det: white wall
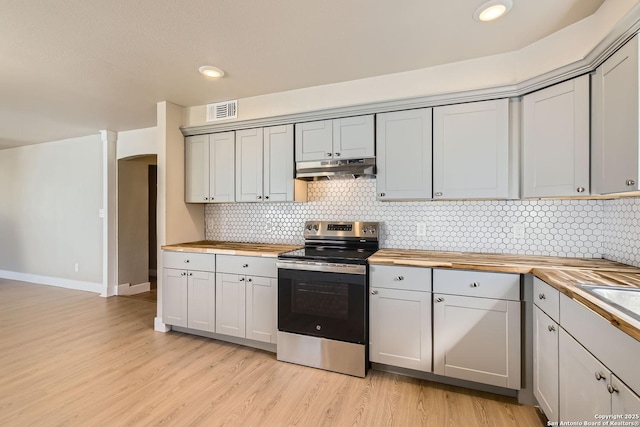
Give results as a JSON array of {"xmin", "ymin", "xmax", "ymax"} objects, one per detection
[
  {"xmin": 0, "ymin": 134, "xmax": 103, "ymax": 291},
  {"xmin": 183, "ymin": 0, "xmax": 639, "ymax": 128},
  {"xmin": 117, "ymin": 127, "xmax": 158, "ymax": 160}
]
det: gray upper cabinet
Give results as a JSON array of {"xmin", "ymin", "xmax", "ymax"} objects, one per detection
[
  {"xmin": 235, "ymin": 128, "xmax": 264, "ymax": 202},
  {"xmin": 376, "ymin": 108, "xmax": 433, "ymax": 200},
  {"xmin": 295, "ymin": 115, "xmax": 374, "ymax": 162},
  {"xmin": 185, "ymin": 132, "xmax": 235, "ymax": 203},
  {"xmin": 592, "ymin": 34, "xmax": 640, "ymax": 194},
  {"xmin": 523, "ymin": 75, "xmax": 590, "ymax": 198},
  {"xmin": 433, "ymin": 99, "xmax": 512, "ymax": 199},
  {"xmin": 236, "ymin": 124, "xmax": 305, "ymax": 203}
]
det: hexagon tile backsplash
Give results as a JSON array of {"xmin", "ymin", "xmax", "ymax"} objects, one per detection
[{"xmin": 204, "ymin": 179, "xmax": 640, "ymax": 266}]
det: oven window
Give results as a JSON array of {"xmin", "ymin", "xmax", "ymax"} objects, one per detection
[{"xmin": 292, "ymin": 281, "xmax": 349, "ymax": 320}]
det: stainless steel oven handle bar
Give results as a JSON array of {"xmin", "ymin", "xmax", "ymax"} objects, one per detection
[{"xmin": 276, "ymin": 260, "xmax": 366, "ymax": 275}]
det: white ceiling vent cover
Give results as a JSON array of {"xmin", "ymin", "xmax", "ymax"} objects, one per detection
[{"xmin": 206, "ymin": 100, "xmax": 238, "ymax": 122}]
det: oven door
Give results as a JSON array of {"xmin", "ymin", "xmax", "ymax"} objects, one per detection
[{"xmin": 277, "ymin": 261, "xmax": 366, "ymax": 344}]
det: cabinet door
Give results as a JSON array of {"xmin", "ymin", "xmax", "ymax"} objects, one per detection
[
  {"xmin": 332, "ymin": 115, "xmax": 374, "ymax": 159},
  {"xmin": 210, "ymin": 132, "xmax": 236, "ymax": 202},
  {"xmin": 263, "ymin": 125, "xmax": 294, "ymax": 202},
  {"xmin": 523, "ymin": 75, "xmax": 590, "ymax": 197},
  {"xmin": 162, "ymin": 268, "xmax": 188, "ymax": 327},
  {"xmin": 187, "ymin": 270, "xmax": 215, "ymax": 332},
  {"xmin": 295, "ymin": 120, "xmax": 333, "ymax": 161},
  {"xmin": 215, "ymin": 273, "xmax": 246, "ymax": 337},
  {"xmin": 376, "ymin": 109, "xmax": 433, "ymax": 200},
  {"xmin": 235, "ymin": 128, "xmax": 264, "ymax": 202},
  {"xmin": 559, "ymin": 328, "xmax": 611, "ymax": 422},
  {"xmin": 185, "ymin": 135, "xmax": 210, "ymax": 203},
  {"xmin": 433, "ymin": 99, "xmax": 510, "ymax": 199},
  {"xmin": 533, "ymin": 307, "xmax": 559, "ymax": 424},
  {"xmin": 245, "ymin": 276, "xmax": 277, "ymax": 344},
  {"xmin": 592, "ymin": 34, "xmax": 640, "ymax": 194},
  {"xmin": 369, "ymin": 287, "xmax": 431, "ymax": 372},
  {"xmin": 611, "ymin": 375, "xmax": 640, "ymax": 417},
  {"xmin": 433, "ymin": 293, "xmax": 520, "ymax": 389}
]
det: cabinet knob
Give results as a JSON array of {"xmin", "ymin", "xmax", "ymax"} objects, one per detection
[
  {"xmin": 607, "ymin": 384, "xmax": 619, "ymax": 394},
  {"xmin": 181, "ymin": 272, "xmax": 186, "ymax": 276},
  {"xmin": 189, "ymin": 272, "xmax": 193, "ymax": 276},
  {"xmin": 242, "ymin": 264, "xmax": 249, "ymax": 268},
  {"xmin": 394, "ymin": 276, "xmax": 404, "ymax": 281},
  {"xmin": 379, "ymin": 193, "xmax": 386, "ymax": 197},
  {"xmin": 576, "ymin": 187, "xmax": 585, "ymax": 193},
  {"xmin": 626, "ymin": 179, "xmax": 636, "ymax": 186},
  {"xmin": 326, "ymin": 153, "xmax": 333, "ymax": 157},
  {"xmin": 247, "ymin": 278, "xmax": 252, "ymax": 282},
  {"xmin": 335, "ymin": 152, "xmax": 341, "ymax": 157},
  {"xmin": 434, "ymin": 192, "xmax": 443, "ymax": 197},
  {"xmin": 371, "ymin": 290, "xmax": 378, "ymax": 295},
  {"xmin": 265, "ymin": 195, "xmax": 269, "ymax": 200},
  {"xmin": 211, "ymin": 197, "xmax": 214, "ymax": 201},
  {"xmin": 257, "ymin": 195, "xmax": 262, "ymax": 200},
  {"xmin": 548, "ymin": 324, "xmax": 556, "ymax": 332},
  {"xmin": 538, "ymin": 293, "xmax": 545, "ymax": 300},
  {"xmin": 184, "ymin": 259, "xmax": 190, "ymax": 263},
  {"xmin": 435, "ymin": 297, "xmax": 444, "ymax": 303},
  {"xmin": 204, "ymin": 197, "xmax": 209, "ymax": 201},
  {"xmin": 239, "ymin": 277, "xmax": 245, "ymax": 281},
  {"xmin": 470, "ymin": 282, "xmax": 479, "ymax": 288},
  {"xmin": 595, "ymin": 371, "xmax": 606, "ymax": 381}
]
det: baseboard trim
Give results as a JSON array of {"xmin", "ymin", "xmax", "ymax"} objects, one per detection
[
  {"xmin": 117, "ymin": 281, "xmax": 151, "ymax": 296},
  {"xmin": 0, "ymin": 270, "xmax": 103, "ymax": 294}
]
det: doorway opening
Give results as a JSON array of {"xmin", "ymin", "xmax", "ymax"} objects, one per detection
[{"xmin": 117, "ymin": 155, "xmax": 158, "ymax": 302}]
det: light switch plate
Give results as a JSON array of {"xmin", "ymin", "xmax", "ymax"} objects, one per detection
[
  {"xmin": 416, "ymin": 222, "xmax": 427, "ymax": 237},
  {"xmin": 512, "ymin": 223, "xmax": 525, "ymax": 239}
]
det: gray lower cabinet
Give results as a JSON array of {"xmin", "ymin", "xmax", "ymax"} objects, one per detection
[
  {"xmin": 432, "ymin": 269, "xmax": 521, "ymax": 389},
  {"xmin": 162, "ymin": 251, "xmax": 216, "ymax": 331},
  {"xmin": 375, "ymin": 108, "xmax": 433, "ymax": 200},
  {"xmin": 533, "ymin": 306, "xmax": 559, "ymax": 424},
  {"xmin": 369, "ymin": 265, "xmax": 432, "ymax": 371},
  {"xmin": 215, "ymin": 255, "xmax": 277, "ymax": 344}
]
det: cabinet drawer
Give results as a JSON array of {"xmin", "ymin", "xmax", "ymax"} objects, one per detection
[
  {"xmin": 370, "ymin": 265, "xmax": 431, "ymax": 292},
  {"xmin": 163, "ymin": 251, "xmax": 215, "ymax": 272},
  {"xmin": 216, "ymin": 255, "xmax": 277, "ymax": 277},
  {"xmin": 433, "ymin": 269, "xmax": 520, "ymax": 300},
  {"xmin": 533, "ymin": 277, "xmax": 560, "ymax": 323}
]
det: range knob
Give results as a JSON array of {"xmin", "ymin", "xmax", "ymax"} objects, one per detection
[
  {"xmin": 305, "ymin": 224, "xmax": 313, "ymax": 232},
  {"xmin": 312, "ymin": 224, "xmax": 319, "ymax": 231}
]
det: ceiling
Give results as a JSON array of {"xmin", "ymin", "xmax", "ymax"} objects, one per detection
[{"xmin": 0, "ymin": 0, "xmax": 606, "ymax": 149}]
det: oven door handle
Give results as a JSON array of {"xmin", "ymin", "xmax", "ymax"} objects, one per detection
[{"xmin": 276, "ymin": 260, "xmax": 366, "ymax": 275}]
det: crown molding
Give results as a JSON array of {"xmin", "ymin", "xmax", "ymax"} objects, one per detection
[{"xmin": 182, "ymin": 7, "xmax": 640, "ymax": 137}]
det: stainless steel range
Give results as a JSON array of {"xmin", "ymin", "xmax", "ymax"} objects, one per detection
[{"xmin": 276, "ymin": 221, "xmax": 379, "ymax": 377}]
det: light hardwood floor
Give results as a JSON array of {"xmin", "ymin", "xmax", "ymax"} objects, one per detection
[{"xmin": 0, "ymin": 278, "xmax": 545, "ymax": 427}]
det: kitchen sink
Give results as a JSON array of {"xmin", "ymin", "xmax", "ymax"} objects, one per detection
[{"xmin": 576, "ymin": 284, "xmax": 640, "ymax": 322}]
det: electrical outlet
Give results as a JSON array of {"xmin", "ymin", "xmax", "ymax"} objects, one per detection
[
  {"xmin": 265, "ymin": 221, "xmax": 272, "ymax": 232},
  {"xmin": 98, "ymin": 209, "xmax": 105, "ymax": 218},
  {"xmin": 416, "ymin": 222, "xmax": 427, "ymax": 237},
  {"xmin": 74, "ymin": 263, "xmax": 79, "ymax": 273},
  {"xmin": 207, "ymin": 218, "xmax": 214, "ymax": 230},
  {"xmin": 512, "ymin": 223, "xmax": 525, "ymax": 239}
]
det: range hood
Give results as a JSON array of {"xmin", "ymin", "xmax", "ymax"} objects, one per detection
[{"xmin": 296, "ymin": 157, "xmax": 376, "ymax": 180}]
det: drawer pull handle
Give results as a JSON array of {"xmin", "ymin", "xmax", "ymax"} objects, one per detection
[
  {"xmin": 242, "ymin": 264, "xmax": 249, "ymax": 268},
  {"xmin": 435, "ymin": 297, "xmax": 444, "ymax": 303},
  {"xmin": 394, "ymin": 276, "xmax": 404, "ymax": 281},
  {"xmin": 607, "ymin": 384, "xmax": 619, "ymax": 394},
  {"xmin": 434, "ymin": 192, "xmax": 443, "ymax": 197},
  {"xmin": 371, "ymin": 290, "xmax": 378, "ymax": 295},
  {"xmin": 595, "ymin": 371, "xmax": 606, "ymax": 381},
  {"xmin": 548, "ymin": 325, "xmax": 555, "ymax": 332},
  {"xmin": 470, "ymin": 282, "xmax": 479, "ymax": 288},
  {"xmin": 239, "ymin": 277, "xmax": 245, "ymax": 281},
  {"xmin": 538, "ymin": 293, "xmax": 545, "ymax": 300}
]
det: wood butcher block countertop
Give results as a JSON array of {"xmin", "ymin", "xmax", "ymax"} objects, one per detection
[
  {"xmin": 370, "ymin": 249, "xmax": 640, "ymax": 341},
  {"xmin": 161, "ymin": 241, "xmax": 301, "ymax": 257}
]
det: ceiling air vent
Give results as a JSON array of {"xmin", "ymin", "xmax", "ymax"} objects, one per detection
[{"xmin": 206, "ymin": 100, "xmax": 238, "ymax": 122}]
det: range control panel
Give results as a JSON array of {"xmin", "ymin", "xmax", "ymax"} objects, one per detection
[{"xmin": 303, "ymin": 221, "xmax": 379, "ymax": 239}]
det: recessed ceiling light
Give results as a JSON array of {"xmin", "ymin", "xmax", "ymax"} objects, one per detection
[
  {"xmin": 199, "ymin": 66, "xmax": 225, "ymax": 79},
  {"xmin": 473, "ymin": 0, "xmax": 512, "ymax": 22}
]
